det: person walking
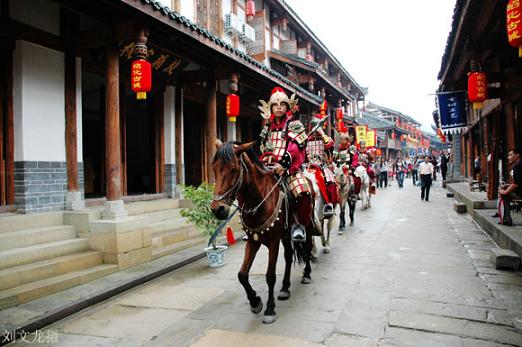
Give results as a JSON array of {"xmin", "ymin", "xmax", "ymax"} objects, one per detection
[
  {"xmin": 374, "ymin": 158, "xmax": 382, "ymax": 188},
  {"xmin": 440, "ymin": 151, "xmax": 448, "ymax": 181},
  {"xmin": 419, "ymin": 156, "xmax": 434, "ymax": 201},
  {"xmin": 431, "ymin": 156, "xmax": 438, "ymax": 182},
  {"xmin": 412, "ymin": 157, "xmax": 419, "ymax": 186},
  {"xmin": 381, "ymin": 159, "xmax": 389, "ymax": 188},
  {"xmin": 396, "ymin": 158, "xmax": 406, "ymax": 188}
]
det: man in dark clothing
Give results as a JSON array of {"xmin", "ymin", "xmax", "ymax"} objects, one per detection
[
  {"xmin": 440, "ymin": 151, "xmax": 448, "ymax": 181},
  {"xmin": 499, "ymin": 147, "xmax": 522, "ymax": 226}
]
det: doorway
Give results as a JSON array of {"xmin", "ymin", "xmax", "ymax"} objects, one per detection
[{"xmin": 183, "ymin": 100, "xmax": 205, "ymax": 186}]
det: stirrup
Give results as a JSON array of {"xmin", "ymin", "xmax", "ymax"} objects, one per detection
[
  {"xmin": 291, "ymin": 223, "xmax": 306, "ymax": 242},
  {"xmin": 323, "ymin": 203, "xmax": 334, "ymax": 218}
]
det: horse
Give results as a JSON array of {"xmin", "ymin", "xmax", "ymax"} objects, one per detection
[
  {"xmin": 334, "ymin": 165, "xmax": 357, "ymax": 231},
  {"xmin": 354, "ymin": 165, "xmax": 371, "ymax": 210},
  {"xmin": 302, "ymin": 167, "xmax": 335, "ymax": 255},
  {"xmin": 210, "ymin": 141, "xmax": 314, "ymax": 325}
]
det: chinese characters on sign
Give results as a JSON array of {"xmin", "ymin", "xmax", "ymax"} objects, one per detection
[
  {"xmin": 120, "ymin": 42, "xmax": 183, "ymax": 76},
  {"xmin": 436, "ymin": 91, "xmax": 467, "ymax": 134},
  {"xmin": 507, "ymin": 0, "xmax": 522, "ymax": 57}
]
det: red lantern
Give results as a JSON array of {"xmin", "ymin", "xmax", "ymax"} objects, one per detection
[
  {"xmin": 131, "ymin": 59, "xmax": 152, "ymax": 100},
  {"xmin": 507, "ymin": 0, "xmax": 522, "ymax": 57},
  {"xmin": 246, "ymin": 0, "xmax": 256, "ymax": 22},
  {"xmin": 391, "ymin": 131, "xmax": 396, "ymax": 140},
  {"xmin": 335, "ymin": 107, "xmax": 343, "ymax": 120},
  {"xmin": 226, "ymin": 94, "xmax": 240, "ymax": 122},
  {"xmin": 468, "ymin": 72, "xmax": 487, "ymax": 110}
]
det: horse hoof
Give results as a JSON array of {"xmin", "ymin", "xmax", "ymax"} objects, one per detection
[
  {"xmin": 323, "ymin": 247, "xmax": 330, "ymax": 254},
  {"xmin": 277, "ymin": 291, "xmax": 290, "ymax": 300},
  {"xmin": 250, "ymin": 299, "xmax": 263, "ymax": 314},
  {"xmin": 301, "ymin": 276, "xmax": 312, "ymax": 284},
  {"xmin": 263, "ymin": 314, "xmax": 277, "ymax": 324}
]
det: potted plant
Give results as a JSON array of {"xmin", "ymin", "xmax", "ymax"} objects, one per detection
[{"xmin": 180, "ymin": 183, "xmax": 228, "ymax": 267}]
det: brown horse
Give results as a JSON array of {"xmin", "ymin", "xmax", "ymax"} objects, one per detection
[{"xmin": 211, "ymin": 141, "xmax": 313, "ymax": 324}]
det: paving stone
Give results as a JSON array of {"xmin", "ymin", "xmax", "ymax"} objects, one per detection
[
  {"xmin": 490, "ymin": 248, "xmax": 521, "ymax": 271},
  {"xmin": 188, "ymin": 329, "xmax": 322, "ymax": 347}
]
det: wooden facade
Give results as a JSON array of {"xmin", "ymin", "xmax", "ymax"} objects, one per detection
[{"xmin": 438, "ymin": 0, "xmax": 522, "ymax": 199}]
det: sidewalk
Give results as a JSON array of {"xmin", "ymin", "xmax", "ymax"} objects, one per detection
[
  {"xmin": 5, "ymin": 180, "xmax": 522, "ymax": 346},
  {"xmin": 447, "ymin": 182, "xmax": 522, "ymax": 257}
]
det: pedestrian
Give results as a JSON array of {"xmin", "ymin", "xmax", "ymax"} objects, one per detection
[
  {"xmin": 496, "ymin": 147, "xmax": 522, "ymax": 226},
  {"xmin": 374, "ymin": 158, "xmax": 382, "ymax": 188},
  {"xmin": 440, "ymin": 151, "xmax": 448, "ymax": 181},
  {"xmin": 419, "ymin": 156, "xmax": 434, "ymax": 201},
  {"xmin": 474, "ymin": 155, "xmax": 481, "ymax": 181},
  {"xmin": 431, "ymin": 156, "xmax": 438, "ymax": 182},
  {"xmin": 412, "ymin": 156, "xmax": 419, "ymax": 186},
  {"xmin": 381, "ymin": 159, "xmax": 389, "ymax": 188},
  {"xmin": 396, "ymin": 158, "xmax": 406, "ymax": 188}
]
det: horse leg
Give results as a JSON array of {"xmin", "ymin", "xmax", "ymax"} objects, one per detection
[
  {"xmin": 338, "ymin": 201, "xmax": 346, "ymax": 234},
  {"xmin": 349, "ymin": 198, "xmax": 355, "ymax": 226},
  {"xmin": 324, "ymin": 217, "xmax": 333, "ymax": 252},
  {"xmin": 320, "ymin": 218, "xmax": 326, "ymax": 248},
  {"xmin": 311, "ymin": 237, "xmax": 318, "ymax": 262},
  {"xmin": 301, "ymin": 229, "xmax": 313, "ymax": 284},
  {"xmin": 278, "ymin": 237, "xmax": 293, "ymax": 300},
  {"xmin": 263, "ymin": 239, "xmax": 280, "ymax": 324},
  {"xmin": 238, "ymin": 240, "xmax": 263, "ymax": 314}
]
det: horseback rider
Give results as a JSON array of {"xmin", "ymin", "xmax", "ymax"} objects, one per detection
[
  {"xmin": 257, "ymin": 87, "xmax": 313, "ymax": 242},
  {"xmin": 306, "ymin": 114, "xmax": 337, "ymax": 218}
]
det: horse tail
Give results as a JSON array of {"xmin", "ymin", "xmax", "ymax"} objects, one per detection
[{"xmin": 292, "ymin": 241, "xmax": 306, "ymax": 264}]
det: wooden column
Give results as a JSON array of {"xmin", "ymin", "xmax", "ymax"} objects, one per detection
[
  {"xmin": 63, "ymin": 11, "xmax": 79, "ymax": 192},
  {"xmin": 174, "ymin": 85, "xmax": 183, "ymax": 185},
  {"xmin": 105, "ymin": 47, "xmax": 122, "ymax": 201},
  {"xmin": 1, "ymin": 40, "xmax": 15, "ymax": 206},
  {"xmin": 155, "ymin": 89, "xmax": 165, "ymax": 193},
  {"xmin": 206, "ymin": 74, "xmax": 217, "ymax": 183}
]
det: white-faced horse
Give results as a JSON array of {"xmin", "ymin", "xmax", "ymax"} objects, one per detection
[
  {"xmin": 303, "ymin": 168, "xmax": 336, "ymax": 255},
  {"xmin": 334, "ymin": 165, "xmax": 357, "ymax": 232},
  {"xmin": 354, "ymin": 165, "xmax": 371, "ymax": 210}
]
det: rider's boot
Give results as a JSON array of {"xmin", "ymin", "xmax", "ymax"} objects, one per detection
[{"xmin": 291, "ymin": 194, "xmax": 313, "ymax": 242}]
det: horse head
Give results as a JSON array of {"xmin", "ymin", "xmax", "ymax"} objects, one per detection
[{"xmin": 211, "ymin": 140, "xmax": 255, "ymax": 220}]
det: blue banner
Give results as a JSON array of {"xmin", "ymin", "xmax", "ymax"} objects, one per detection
[{"xmin": 436, "ymin": 92, "xmax": 467, "ymax": 134}]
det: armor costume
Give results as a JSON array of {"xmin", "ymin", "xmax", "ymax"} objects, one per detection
[
  {"xmin": 258, "ymin": 87, "xmax": 312, "ymax": 242},
  {"xmin": 306, "ymin": 117, "xmax": 338, "ymax": 213}
]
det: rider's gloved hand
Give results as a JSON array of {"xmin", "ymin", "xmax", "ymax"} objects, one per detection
[{"xmin": 272, "ymin": 163, "xmax": 286, "ymax": 176}]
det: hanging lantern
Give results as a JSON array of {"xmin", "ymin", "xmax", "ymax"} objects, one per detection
[
  {"xmin": 468, "ymin": 71, "xmax": 487, "ymax": 110},
  {"xmin": 391, "ymin": 131, "xmax": 396, "ymax": 140},
  {"xmin": 335, "ymin": 107, "xmax": 343, "ymax": 120},
  {"xmin": 246, "ymin": 0, "xmax": 256, "ymax": 22},
  {"xmin": 131, "ymin": 59, "xmax": 152, "ymax": 100},
  {"xmin": 226, "ymin": 94, "xmax": 240, "ymax": 122},
  {"xmin": 507, "ymin": 0, "xmax": 522, "ymax": 57},
  {"xmin": 320, "ymin": 100, "xmax": 328, "ymax": 116}
]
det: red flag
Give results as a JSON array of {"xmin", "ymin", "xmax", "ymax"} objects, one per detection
[{"xmin": 226, "ymin": 226, "xmax": 236, "ymax": 245}]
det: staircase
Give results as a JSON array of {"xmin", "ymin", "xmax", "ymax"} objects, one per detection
[
  {"xmin": 124, "ymin": 199, "xmax": 206, "ymax": 259},
  {"xmin": 0, "ymin": 212, "xmax": 118, "ymax": 310}
]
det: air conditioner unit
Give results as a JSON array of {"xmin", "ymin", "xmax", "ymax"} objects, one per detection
[
  {"xmin": 224, "ymin": 13, "xmax": 243, "ymax": 35},
  {"xmin": 240, "ymin": 23, "xmax": 256, "ymax": 43}
]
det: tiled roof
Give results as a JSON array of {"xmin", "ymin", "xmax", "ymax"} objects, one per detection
[
  {"xmin": 437, "ymin": 0, "xmax": 466, "ymax": 81},
  {"xmin": 271, "ymin": 50, "xmax": 320, "ymax": 69},
  {"xmin": 366, "ymin": 102, "xmax": 421, "ymax": 125},
  {"xmin": 135, "ymin": 0, "xmax": 323, "ymax": 104},
  {"xmin": 360, "ymin": 112, "xmax": 395, "ymax": 130}
]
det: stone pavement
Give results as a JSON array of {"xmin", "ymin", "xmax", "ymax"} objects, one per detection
[{"xmin": 7, "ymin": 178, "xmax": 522, "ymax": 347}]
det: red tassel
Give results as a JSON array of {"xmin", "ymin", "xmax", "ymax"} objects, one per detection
[{"xmin": 226, "ymin": 226, "xmax": 236, "ymax": 245}]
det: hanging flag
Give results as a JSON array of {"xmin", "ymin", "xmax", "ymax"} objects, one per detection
[{"xmin": 436, "ymin": 91, "xmax": 467, "ymax": 135}]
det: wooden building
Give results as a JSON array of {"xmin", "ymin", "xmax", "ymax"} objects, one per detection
[{"xmin": 438, "ymin": 0, "xmax": 522, "ymax": 199}]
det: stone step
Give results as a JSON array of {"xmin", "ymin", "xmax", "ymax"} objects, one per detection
[
  {"xmin": 125, "ymin": 199, "xmax": 180, "ymax": 216},
  {"xmin": 0, "ymin": 264, "xmax": 118, "ymax": 310},
  {"xmin": 152, "ymin": 235, "xmax": 207, "ymax": 260},
  {"xmin": 490, "ymin": 248, "xmax": 521, "ymax": 271},
  {"xmin": 0, "ymin": 251, "xmax": 103, "ymax": 291},
  {"xmin": 150, "ymin": 216, "xmax": 192, "ymax": 235},
  {"xmin": 0, "ymin": 212, "xmax": 63, "ymax": 233},
  {"xmin": 152, "ymin": 226, "xmax": 201, "ymax": 249},
  {"xmin": 0, "ymin": 225, "xmax": 76, "ymax": 251},
  {"xmin": 0, "ymin": 238, "xmax": 90, "ymax": 270},
  {"xmin": 143, "ymin": 209, "xmax": 184, "ymax": 224}
]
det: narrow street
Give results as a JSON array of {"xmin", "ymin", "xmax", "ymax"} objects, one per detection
[{"xmin": 10, "ymin": 179, "xmax": 522, "ymax": 347}]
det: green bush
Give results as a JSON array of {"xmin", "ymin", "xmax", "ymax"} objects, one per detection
[{"xmin": 180, "ymin": 183, "xmax": 221, "ymax": 248}]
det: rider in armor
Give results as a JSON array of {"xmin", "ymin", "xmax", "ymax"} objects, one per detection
[
  {"xmin": 257, "ymin": 87, "xmax": 312, "ymax": 242},
  {"xmin": 306, "ymin": 115, "xmax": 337, "ymax": 217}
]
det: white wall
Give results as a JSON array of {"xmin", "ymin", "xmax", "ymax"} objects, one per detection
[
  {"xmin": 164, "ymin": 86, "xmax": 176, "ymax": 165},
  {"xmin": 180, "ymin": 0, "xmax": 195, "ymax": 21},
  {"xmin": 13, "ymin": 41, "xmax": 66, "ymax": 162}
]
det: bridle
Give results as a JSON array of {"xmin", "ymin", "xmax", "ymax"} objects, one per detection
[{"xmin": 213, "ymin": 156, "xmax": 247, "ymax": 206}]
